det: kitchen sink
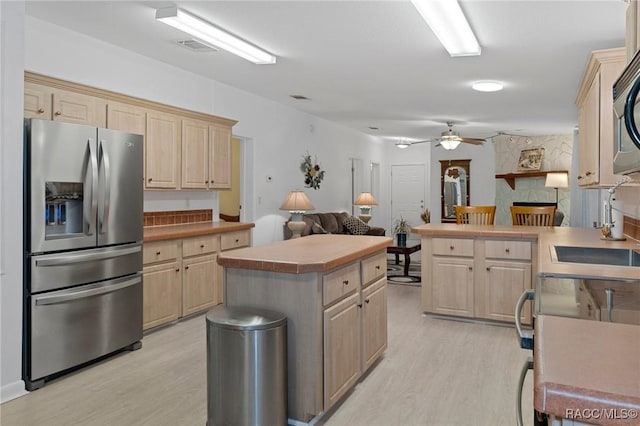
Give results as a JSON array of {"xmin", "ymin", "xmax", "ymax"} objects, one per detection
[{"xmin": 554, "ymin": 246, "xmax": 640, "ymax": 267}]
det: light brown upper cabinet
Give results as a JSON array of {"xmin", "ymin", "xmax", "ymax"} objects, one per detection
[
  {"xmin": 24, "ymin": 82, "xmax": 106, "ymax": 127},
  {"xmin": 575, "ymin": 48, "xmax": 626, "ymax": 187},
  {"xmin": 24, "ymin": 72, "xmax": 237, "ymax": 192},
  {"xmin": 181, "ymin": 120, "xmax": 232, "ymax": 189},
  {"xmin": 146, "ymin": 111, "xmax": 181, "ymax": 190},
  {"xmin": 626, "ymin": 0, "xmax": 640, "ymax": 63}
]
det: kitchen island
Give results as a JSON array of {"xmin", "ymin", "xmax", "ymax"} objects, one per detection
[{"xmin": 217, "ymin": 234, "xmax": 392, "ymax": 423}]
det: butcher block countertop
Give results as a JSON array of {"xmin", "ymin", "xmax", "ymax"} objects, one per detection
[
  {"xmin": 144, "ymin": 221, "xmax": 254, "ymax": 242},
  {"xmin": 412, "ymin": 224, "xmax": 640, "ymax": 280},
  {"xmin": 217, "ymin": 234, "xmax": 393, "ymax": 274},
  {"xmin": 534, "ymin": 315, "xmax": 640, "ymax": 425}
]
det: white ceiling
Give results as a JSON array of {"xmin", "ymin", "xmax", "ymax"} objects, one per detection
[{"xmin": 25, "ymin": 0, "xmax": 628, "ymax": 143}]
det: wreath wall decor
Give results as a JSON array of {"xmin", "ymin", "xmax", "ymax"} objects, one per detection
[{"xmin": 300, "ymin": 154, "xmax": 326, "ymax": 190}]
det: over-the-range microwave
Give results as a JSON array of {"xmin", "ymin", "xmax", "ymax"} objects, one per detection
[{"xmin": 613, "ymin": 49, "xmax": 640, "ymax": 175}]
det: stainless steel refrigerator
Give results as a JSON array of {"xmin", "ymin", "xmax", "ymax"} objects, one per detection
[{"xmin": 23, "ymin": 118, "xmax": 144, "ymax": 390}]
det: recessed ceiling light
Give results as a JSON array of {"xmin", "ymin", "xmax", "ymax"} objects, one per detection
[{"xmin": 472, "ymin": 81, "xmax": 504, "ymax": 92}]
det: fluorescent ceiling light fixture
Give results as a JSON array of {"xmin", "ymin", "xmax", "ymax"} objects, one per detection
[
  {"xmin": 395, "ymin": 140, "xmax": 411, "ymax": 149},
  {"xmin": 156, "ymin": 7, "xmax": 276, "ymax": 64},
  {"xmin": 472, "ymin": 81, "xmax": 504, "ymax": 92},
  {"xmin": 410, "ymin": 0, "xmax": 481, "ymax": 57}
]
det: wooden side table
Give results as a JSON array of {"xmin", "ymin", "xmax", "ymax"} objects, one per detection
[{"xmin": 386, "ymin": 243, "xmax": 421, "ymax": 276}]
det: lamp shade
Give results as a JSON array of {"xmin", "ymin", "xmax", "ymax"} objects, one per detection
[
  {"xmin": 354, "ymin": 192, "xmax": 378, "ymax": 206},
  {"xmin": 440, "ymin": 139, "xmax": 461, "ymax": 150},
  {"xmin": 545, "ymin": 172, "xmax": 568, "ymax": 188},
  {"xmin": 279, "ymin": 190, "xmax": 314, "ymax": 212}
]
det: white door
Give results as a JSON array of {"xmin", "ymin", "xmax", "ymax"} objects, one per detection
[{"xmin": 391, "ymin": 164, "xmax": 425, "ymax": 243}]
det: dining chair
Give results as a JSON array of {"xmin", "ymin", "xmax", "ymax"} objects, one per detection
[
  {"xmin": 455, "ymin": 205, "xmax": 496, "ymax": 225},
  {"xmin": 510, "ymin": 206, "xmax": 556, "ymax": 226}
]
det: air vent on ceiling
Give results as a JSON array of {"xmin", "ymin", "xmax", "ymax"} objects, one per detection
[
  {"xmin": 176, "ymin": 39, "xmax": 218, "ymax": 52},
  {"xmin": 290, "ymin": 95, "xmax": 310, "ymax": 100}
]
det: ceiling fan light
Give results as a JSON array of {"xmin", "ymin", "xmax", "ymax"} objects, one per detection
[
  {"xmin": 396, "ymin": 141, "xmax": 411, "ymax": 149},
  {"xmin": 472, "ymin": 81, "xmax": 504, "ymax": 92},
  {"xmin": 440, "ymin": 139, "xmax": 461, "ymax": 150}
]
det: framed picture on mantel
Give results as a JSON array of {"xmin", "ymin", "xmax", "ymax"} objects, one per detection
[{"xmin": 516, "ymin": 147, "xmax": 544, "ymax": 171}]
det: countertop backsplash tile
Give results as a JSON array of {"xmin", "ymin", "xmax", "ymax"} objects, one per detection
[{"xmin": 144, "ymin": 209, "xmax": 213, "ymax": 227}]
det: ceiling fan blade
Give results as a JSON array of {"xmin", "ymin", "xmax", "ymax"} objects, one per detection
[
  {"xmin": 460, "ymin": 137, "xmax": 485, "ymax": 145},
  {"xmin": 410, "ymin": 139, "xmax": 438, "ymax": 145}
]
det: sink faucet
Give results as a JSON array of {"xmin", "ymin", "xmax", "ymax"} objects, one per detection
[{"xmin": 602, "ymin": 176, "xmax": 631, "ymax": 239}]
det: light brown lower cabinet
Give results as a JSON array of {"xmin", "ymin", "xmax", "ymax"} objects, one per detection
[
  {"xmin": 142, "ymin": 229, "xmax": 250, "ymax": 331},
  {"xmin": 422, "ymin": 236, "xmax": 536, "ymax": 325},
  {"xmin": 361, "ymin": 277, "xmax": 387, "ymax": 371}
]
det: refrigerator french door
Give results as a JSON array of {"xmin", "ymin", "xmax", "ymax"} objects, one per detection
[{"xmin": 24, "ymin": 118, "xmax": 144, "ymax": 390}]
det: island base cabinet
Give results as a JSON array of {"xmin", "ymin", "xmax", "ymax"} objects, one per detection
[
  {"xmin": 431, "ymin": 257, "xmax": 474, "ymax": 317},
  {"xmin": 479, "ymin": 261, "xmax": 532, "ymax": 324},
  {"xmin": 142, "ymin": 262, "xmax": 181, "ymax": 330},
  {"xmin": 323, "ymin": 292, "xmax": 361, "ymax": 410},
  {"xmin": 361, "ymin": 277, "xmax": 387, "ymax": 372}
]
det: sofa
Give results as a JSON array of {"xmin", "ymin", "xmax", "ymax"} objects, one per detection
[{"xmin": 283, "ymin": 211, "xmax": 386, "ymax": 239}]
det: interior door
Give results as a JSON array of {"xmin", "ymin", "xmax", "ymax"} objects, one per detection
[
  {"xmin": 391, "ymin": 164, "xmax": 425, "ymax": 243},
  {"xmin": 97, "ymin": 128, "xmax": 143, "ymax": 246}
]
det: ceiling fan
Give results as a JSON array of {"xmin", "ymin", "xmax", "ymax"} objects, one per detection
[{"xmin": 396, "ymin": 122, "xmax": 486, "ymax": 150}]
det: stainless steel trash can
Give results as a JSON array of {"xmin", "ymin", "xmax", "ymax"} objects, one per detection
[{"xmin": 206, "ymin": 305, "xmax": 287, "ymax": 426}]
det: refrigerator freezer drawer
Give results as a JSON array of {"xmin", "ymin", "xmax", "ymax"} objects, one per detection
[
  {"xmin": 27, "ymin": 274, "xmax": 142, "ymax": 383},
  {"xmin": 29, "ymin": 243, "xmax": 142, "ymax": 293}
]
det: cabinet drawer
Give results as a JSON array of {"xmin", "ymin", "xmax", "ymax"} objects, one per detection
[
  {"xmin": 143, "ymin": 240, "xmax": 179, "ymax": 265},
  {"xmin": 361, "ymin": 252, "xmax": 387, "ymax": 287},
  {"xmin": 323, "ymin": 262, "xmax": 360, "ymax": 306},
  {"xmin": 183, "ymin": 235, "xmax": 219, "ymax": 257},
  {"xmin": 432, "ymin": 238, "xmax": 474, "ymax": 257},
  {"xmin": 221, "ymin": 230, "xmax": 250, "ymax": 251},
  {"xmin": 485, "ymin": 240, "xmax": 531, "ymax": 260}
]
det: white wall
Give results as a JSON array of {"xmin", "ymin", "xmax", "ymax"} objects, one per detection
[{"xmin": 1, "ymin": 1, "xmax": 28, "ymax": 403}]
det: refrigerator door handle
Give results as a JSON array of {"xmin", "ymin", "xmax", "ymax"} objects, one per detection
[
  {"xmin": 98, "ymin": 140, "xmax": 111, "ymax": 235},
  {"xmin": 515, "ymin": 357, "xmax": 534, "ymax": 426},
  {"xmin": 86, "ymin": 138, "xmax": 99, "ymax": 236},
  {"xmin": 34, "ymin": 276, "xmax": 140, "ymax": 306},
  {"xmin": 35, "ymin": 245, "xmax": 141, "ymax": 267},
  {"xmin": 515, "ymin": 289, "xmax": 535, "ymax": 349}
]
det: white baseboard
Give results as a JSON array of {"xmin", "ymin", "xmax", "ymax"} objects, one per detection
[{"xmin": 1, "ymin": 380, "xmax": 28, "ymax": 403}]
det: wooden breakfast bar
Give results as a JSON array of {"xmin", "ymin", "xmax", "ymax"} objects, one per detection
[{"xmin": 217, "ymin": 234, "xmax": 392, "ymax": 423}]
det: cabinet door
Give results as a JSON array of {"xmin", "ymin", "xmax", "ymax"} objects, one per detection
[
  {"xmin": 324, "ymin": 292, "xmax": 361, "ymax": 410},
  {"xmin": 143, "ymin": 262, "xmax": 182, "ymax": 330},
  {"xmin": 481, "ymin": 260, "xmax": 532, "ymax": 324},
  {"xmin": 146, "ymin": 111, "xmax": 181, "ymax": 189},
  {"xmin": 24, "ymin": 82, "xmax": 52, "ymax": 119},
  {"xmin": 362, "ymin": 278, "xmax": 387, "ymax": 372},
  {"xmin": 431, "ymin": 257, "xmax": 474, "ymax": 317},
  {"xmin": 52, "ymin": 90, "xmax": 106, "ymax": 127},
  {"xmin": 577, "ymin": 74, "xmax": 600, "ymax": 186},
  {"xmin": 182, "ymin": 254, "xmax": 218, "ymax": 316},
  {"xmin": 182, "ymin": 119, "xmax": 210, "ymax": 189},
  {"xmin": 209, "ymin": 124, "xmax": 232, "ymax": 189},
  {"xmin": 107, "ymin": 101, "xmax": 146, "ymax": 136}
]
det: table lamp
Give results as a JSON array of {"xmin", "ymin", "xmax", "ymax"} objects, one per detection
[
  {"xmin": 544, "ymin": 172, "xmax": 569, "ymax": 203},
  {"xmin": 280, "ymin": 190, "xmax": 314, "ymax": 238},
  {"xmin": 354, "ymin": 192, "xmax": 378, "ymax": 224}
]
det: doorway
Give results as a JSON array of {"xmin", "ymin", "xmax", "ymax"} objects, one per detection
[
  {"xmin": 391, "ymin": 164, "xmax": 425, "ymax": 243},
  {"xmin": 219, "ymin": 137, "xmax": 241, "ymax": 221}
]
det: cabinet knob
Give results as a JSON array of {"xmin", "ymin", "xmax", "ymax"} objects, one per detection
[
  {"xmin": 235, "ymin": 239, "xmax": 239, "ymax": 243},
  {"xmin": 375, "ymin": 265, "xmax": 380, "ymax": 270},
  {"xmin": 156, "ymin": 251, "xmax": 161, "ymax": 255},
  {"xmin": 38, "ymin": 108, "xmax": 45, "ymax": 113},
  {"xmin": 205, "ymin": 180, "xmax": 209, "ymax": 184},
  {"xmin": 175, "ymin": 268, "xmax": 180, "ymax": 272},
  {"xmin": 365, "ymin": 299, "xmax": 370, "ymax": 304},
  {"xmin": 148, "ymin": 178, "xmax": 153, "ymax": 182},
  {"xmin": 577, "ymin": 175, "xmax": 583, "ymax": 180},
  {"xmin": 585, "ymin": 171, "xmax": 592, "ymax": 176},
  {"xmin": 200, "ymin": 244, "xmax": 205, "ymax": 248},
  {"xmin": 505, "ymin": 248, "xmax": 510, "ymax": 254},
  {"xmin": 185, "ymin": 266, "xmax": 189, "ymax": 270},
  {"xmin": 449, "ymin": 245, "xmax": 455, "ymax": 250},
  {"xmin": 357, "ymin": 303, "xmax": 363, "ymax": 308},
  {"xmin": 343, "ymin": 280, "xmax": 349, "ymax": 286},
  {"xmin": 468, "ymin": 266, "xmax": 473, "ymax": 271},
  {"xmin": 486, "ymin": 267, "xmax": 491, "ymax": 271},
  {"xmin": 54, "ymin": 111, "xmax": 62, "ymax": 116}
]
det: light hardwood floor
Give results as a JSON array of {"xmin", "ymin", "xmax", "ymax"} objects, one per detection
[{"xmin": 1, "ymin": 284, "xmax": 534, "ymax": 426}]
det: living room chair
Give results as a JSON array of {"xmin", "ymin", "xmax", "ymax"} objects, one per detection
[
  {"xmin": 455, "ymin": 205, "xmax": 496, "ymax": 225},
  {"xmin": 510, "ymin": 206, "xmax": 556, "ymax": 226}
]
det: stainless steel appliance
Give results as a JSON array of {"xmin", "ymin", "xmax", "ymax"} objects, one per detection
[
  {"xmin": 613, "ymin": 49, "xmax": 640, "ymax": 175},
  {"xmin": 23, "ymin": 118, "xmax": 144, "ymax": 391}
]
